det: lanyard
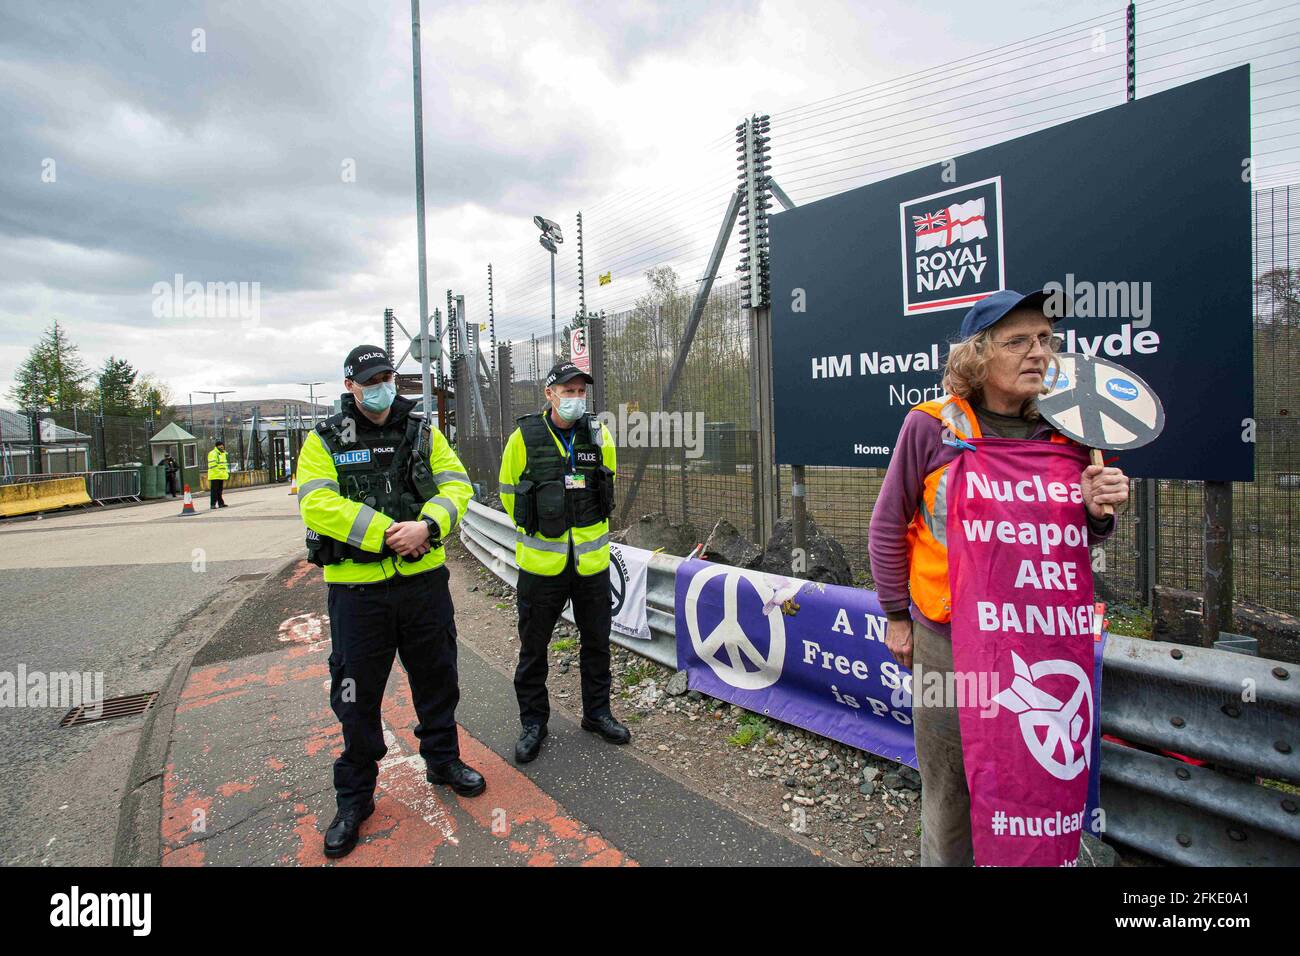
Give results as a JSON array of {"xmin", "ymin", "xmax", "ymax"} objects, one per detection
[{"xmin": 549, "ymin": 420, "xmax": 577, "ymax": 470}]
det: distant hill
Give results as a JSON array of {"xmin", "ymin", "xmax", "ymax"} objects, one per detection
[{"xmin": 180, "ymin": 397, "xmax": 336, "ymax": 427}]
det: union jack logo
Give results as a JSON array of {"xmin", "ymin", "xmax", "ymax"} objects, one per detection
[{"xmin": 912, "ymin": 210, "xmax": 948, "ymax": 234}]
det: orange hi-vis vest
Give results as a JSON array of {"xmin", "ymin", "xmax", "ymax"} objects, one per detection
[{"xmin": 906, "ymin": 394, "xmax": 1071, "ymax": 624}]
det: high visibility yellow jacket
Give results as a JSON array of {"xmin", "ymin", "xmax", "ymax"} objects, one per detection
[
  {"xmin": 295, "ymin": 401, "xmax": 473, "ymax": 584},
  {"xmin": 206, "ymin": 447, "xmax": 230, "ymax": 480},
  {"xmin": 499, "ymin": 411, "xmax": 616, "ymax": 576}
]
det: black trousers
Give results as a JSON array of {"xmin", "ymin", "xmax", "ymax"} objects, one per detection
[
  {"xmin": 514, "ymin": 558, "xmax": 612, "ymax": 727},
  {"xmin": 209, "ymin": 479, "xmax": 226, "ymax": 507},
  {"xmin": 326, "ymin": 565, "xmax": 461, "ymax": 810}
]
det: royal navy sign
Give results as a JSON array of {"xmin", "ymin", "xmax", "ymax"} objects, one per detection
[{"xmin": 770, "ymin": 67, "xmax": 1252, "ymax": 481}]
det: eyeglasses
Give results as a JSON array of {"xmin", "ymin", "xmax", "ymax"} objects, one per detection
[{"xmin": 992, "ymin": 333, "xmax": 1063, "ymax": 355}]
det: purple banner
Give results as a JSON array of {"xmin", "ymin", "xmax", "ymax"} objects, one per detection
[{"xmin": 674, "ymin": 559, "xmax": 917, "ymax": 768}]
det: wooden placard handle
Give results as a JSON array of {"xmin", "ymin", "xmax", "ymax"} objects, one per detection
[{"xmin": 1090, "ymin": 448, "xmax": 1114, "ymax": 516}]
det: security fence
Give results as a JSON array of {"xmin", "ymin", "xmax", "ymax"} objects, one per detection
[
  {"xmin": 0, "ymin": 405, "xmax": 303, "ymax": 495},
  {"xmin": 437, "ymin": 0, "xmax": 1300, "ymax": 623}
]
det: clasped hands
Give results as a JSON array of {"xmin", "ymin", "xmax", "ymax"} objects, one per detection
[{"xmin": 384, "ymin": 520, "xmax": 436, "ymax": 560}]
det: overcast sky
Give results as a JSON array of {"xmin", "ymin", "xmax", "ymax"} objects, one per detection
[{"xmin": 0, "ymin": 0, "xmax": 1287, "ymax": 411}]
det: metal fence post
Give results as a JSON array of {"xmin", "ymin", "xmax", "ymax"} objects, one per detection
[
  {"xmin": 498, "ymin": 342, "xmax": 513, "ymax": 444},
  {"xmin": 589, "ymin": 311, "xmax": 606, "ymax": 415},
  {"xmin": 1202, "ymin": 481, "xmax": 1234, "ymax": 646},
  {"xmin": 739, "ymin": 114, "xmax": 779, "ymax": 545}
]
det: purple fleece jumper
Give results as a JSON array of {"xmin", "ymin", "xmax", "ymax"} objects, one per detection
[{"xmin": 867, "ymin": 409, "xmax": 1116, "ymax": 638}]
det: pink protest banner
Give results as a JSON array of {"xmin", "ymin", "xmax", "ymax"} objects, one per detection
[{"xmin": 946, "ymin": 437, "xmax": 1098, "ymax": 867}]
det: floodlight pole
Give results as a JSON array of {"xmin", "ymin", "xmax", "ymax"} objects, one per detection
[
  {"xmin": 411, "ymin": 0, "xmax": 433, "ymax": 421},
  {"xmin": 550, "ymin": 249, "xmax": 557, "ymax": 358}
]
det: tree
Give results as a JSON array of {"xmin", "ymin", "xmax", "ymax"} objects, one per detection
[
  {"xmin": 97, "ymin": 356, "xmax": 138, "ymax": 414},
  {"xmin": 132, "ymin": 373, "xmax": 175, "ymax": 421},
  {"xmin": 7, "ymin": 321, "xmax": 92, "ymax": 410},
  {"xmin": 1256, "ymin": 267, "xmax": 1299, "ymax": 328}
]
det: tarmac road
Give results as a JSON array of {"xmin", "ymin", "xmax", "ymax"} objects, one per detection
[{"xmin": 0, "ymin": 482, "xmax": 305, "ymax": 865}]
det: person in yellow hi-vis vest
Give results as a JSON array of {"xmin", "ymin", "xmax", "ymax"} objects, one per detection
[
  {"xmin": 295, "ymin": 344, "xmax": 481, "ymax": 859},
  {"xmin": 206, "ymin": 440, "xmax": 229, "ymax": 509},
  {"xmin": 499, "ymin": 361, "xmax": 627, "ymax": 765}
]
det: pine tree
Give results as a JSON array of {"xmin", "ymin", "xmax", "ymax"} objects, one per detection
[
  {"xmin": 7, "ymin": 321, "xmax": 92, "ymax": 410},
  {"xmin": 97, "ymin": 356, "xmax": 138, "ymax": 414}
]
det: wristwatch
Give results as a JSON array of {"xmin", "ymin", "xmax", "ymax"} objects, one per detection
[{"xmin": 421, "ymin": 516, "xmax": 441, "ymax": 547}]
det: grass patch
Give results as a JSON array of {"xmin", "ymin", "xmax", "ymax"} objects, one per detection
[
  {"xmin": 623, "ymin": 660, "xmax": 656, "ymax": 687},
  {"xmin": 550, "ymin": 637, "xmax": 577, "ymax": 652},
  {"xmin": 728, "ymin": 712, "xmax": 768, "ymax": 747},
  {"xmin": 728, "ymin": 725, "xmax": 759, "ymax": 747},
  {"xmin": 1105, "ymin": 603, "xmax": 1153, "ymax": 639}
]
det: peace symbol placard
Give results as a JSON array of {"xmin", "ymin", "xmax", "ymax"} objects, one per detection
[{"xmin": 1036, "ymin": 353, "xmax": 1165, "ymax": 451}]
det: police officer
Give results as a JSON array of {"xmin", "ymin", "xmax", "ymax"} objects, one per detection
[
  {"xmin": 296, "ymin": 344, "xmax": 482, "ymax": 859},
  {"xmin": 207, "ymin": 440, "xmax": 229, "ymax": 509},
  {"xmin": 499, "ymin": 362, "xmax": 629, "ymax": 764}
]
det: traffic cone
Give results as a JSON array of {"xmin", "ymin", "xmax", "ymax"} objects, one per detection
[{"xmin": 180, "ymin": 485, "xmax": 197, "ymax": 516}]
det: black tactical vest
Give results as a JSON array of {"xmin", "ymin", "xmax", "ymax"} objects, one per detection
[
  {"xmin": 306, "ymin": 398, "xmax": 425, "ymax": 565},
  {"xmin": 512, "ymin": 411, "xmax": 614, "ymax": 538}
]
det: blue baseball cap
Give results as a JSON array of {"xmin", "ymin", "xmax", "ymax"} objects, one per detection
[{"xmin": 958, "ymin": 289, "xmax": 1055, "ymax": 341}]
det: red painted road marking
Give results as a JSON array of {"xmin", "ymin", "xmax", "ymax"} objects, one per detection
[{"xmin": 163, "ymin": 639, "xmax": 635, "ymax": 867}]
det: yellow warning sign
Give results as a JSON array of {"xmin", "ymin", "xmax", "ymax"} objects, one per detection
[{"xmin": 599, "ymin": 272, "xmax": 612, "ymax": 286}]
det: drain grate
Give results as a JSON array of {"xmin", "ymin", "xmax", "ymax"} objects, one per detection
[
  {"xmin": 60, "ymin": 691, "xmax": 159, "ymax": 728},
  {"xmin": 227, "ymin": 572, "xmax": 269, "ymax": 583}
]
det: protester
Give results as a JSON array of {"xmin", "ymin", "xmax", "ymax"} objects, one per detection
[{"xmin": 867, "ymin": 289, "xmax": 1130, "ymax": 866}]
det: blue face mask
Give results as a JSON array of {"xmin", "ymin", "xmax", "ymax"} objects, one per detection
[
  {"xmin": 556, "ymin": 397, "xmax": 586, "ymax": 422},
  {"xmin": 359, "ymin": 379, "xmax": 396, "ymax": 412}
]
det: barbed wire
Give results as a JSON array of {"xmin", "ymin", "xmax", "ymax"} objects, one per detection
[{"xmin": 471, "ymin": 0, "xmax": 1298, "ymax": 351}]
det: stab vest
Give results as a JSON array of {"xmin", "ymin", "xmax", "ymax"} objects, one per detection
[
  {"xmin": 513, "ymin": 412, "xmax": 614, "ymax": 539},
  {"xmin": 308, "ymin": 407, "xmax": 424, "ymax": 565}
]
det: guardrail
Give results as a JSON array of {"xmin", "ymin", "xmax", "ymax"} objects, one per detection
[{"xmin": 459, "ymin": 498, "xmax": 1300, "ymax": 866}]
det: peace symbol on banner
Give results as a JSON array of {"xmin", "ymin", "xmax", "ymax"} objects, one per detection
[{"xmin": 1036, "ymin": 353, "xmax": 1165, "ymax": 451}]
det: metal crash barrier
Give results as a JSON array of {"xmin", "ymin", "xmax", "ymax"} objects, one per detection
[{"xmin": 459, "ymin": 499, "xmax": 1300, "ymax": 866}]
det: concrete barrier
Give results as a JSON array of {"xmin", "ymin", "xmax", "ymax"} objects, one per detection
[
  {"xmin": 199, "ymin": 469, "xmax": 268, "ymax": 491},
  {"xmin": 0, "ymin": 477, "xmax": 92, "ymax": 517}
]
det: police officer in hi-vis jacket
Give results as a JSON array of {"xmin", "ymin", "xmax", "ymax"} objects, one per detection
[
  {"xmin": 295, "ymin": 344, "xmax": 482, "ymax": 859},
  {"xmin": 499, "ymin": 362, "xmax": 629, "ymax": 765}
]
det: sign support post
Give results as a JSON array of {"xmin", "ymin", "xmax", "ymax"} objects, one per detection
[{"xmin": 1203, "ymin": 482, "xmax": 1234, "ymax": 646}]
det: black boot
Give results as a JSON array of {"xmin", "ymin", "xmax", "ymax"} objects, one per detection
[
  {"xmin": 514, "ymin": 723, "xmax": 548, "ymax": 764},
  {"xmin": 581, "ymin": 713, "xmax": 631, "ymax": 745},
  {"xmin": 323, "ymin": 800, "xmax": 375, "ymax": 858},
  {"xmin": 426, "ymin": 758, "xmax": 486, "ymax": 797}
]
